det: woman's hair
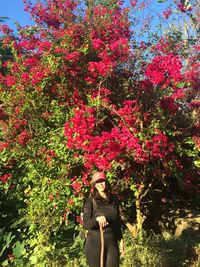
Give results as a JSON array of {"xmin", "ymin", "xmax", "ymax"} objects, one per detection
[{"xmin": 91, "ymin": 180, "xmax": 114, "ymax": 205}]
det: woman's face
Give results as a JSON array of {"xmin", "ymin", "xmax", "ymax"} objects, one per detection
[{"xmin": 95, "ymin": 180, "xmax": 106, "ymax": 193}]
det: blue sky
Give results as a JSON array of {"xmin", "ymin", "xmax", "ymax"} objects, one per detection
[
  {"xmin": 0, "ymin": 0, "xmax": 34, "ymax": 30},
  {"xmin": 0, "ymin": 0, "xmax": 170, "ymax": 33}
]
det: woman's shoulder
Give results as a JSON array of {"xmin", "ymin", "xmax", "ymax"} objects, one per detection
[
  {"xmin": 84, "ymin": 195, "xmax": 92, "ymax": 203},
  {"xmin": 84, "ymin": 195, "xmax": 96, "ymax": 205}
]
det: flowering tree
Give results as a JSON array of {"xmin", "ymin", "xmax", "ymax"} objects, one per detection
[{"xmin": 0, "ymin": 0, "xmax": 199, "ymax": 265}]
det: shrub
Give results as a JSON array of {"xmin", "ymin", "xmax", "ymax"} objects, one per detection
[{"xmin": 121, "ymin": 230, "xmax": 200, "ymax": 267}]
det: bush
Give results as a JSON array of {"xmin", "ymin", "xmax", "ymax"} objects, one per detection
[
  {"xmin": 40, "ymin": 229, "xmax": 199, "ymax": 267},
  {"xmin": 121, "ymin": 230, "xmax": 200, "ymax": 267}
]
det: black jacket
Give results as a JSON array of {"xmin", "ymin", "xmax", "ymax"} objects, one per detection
[{"xmin": 83, "ymin": 195, "xmax": 122, "ymax": 241}]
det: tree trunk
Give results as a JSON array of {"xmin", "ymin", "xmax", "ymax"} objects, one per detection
[
  {"xmin": 120, "ymin": 201, "xmax": 143, "ymax": 238},
  {"xmin": 120, "ymin": 181, "xmax": 150, "ymax": 238},
  {"xmin": 135, "ymin": 197, "xmax": 145, "ymax": 235}
]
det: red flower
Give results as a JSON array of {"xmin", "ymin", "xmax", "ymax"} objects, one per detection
[
  {"xmin": 172, "ymin": 88, "xmax": 185, "ymax": 99},
  {"xmin": 76, "ymin": 215, "xmax": 83, "ymax": 224},
  {"xmin": 88, "ymin": 60, "xmax": 114, "ymax": 77},
  {"xmin": 65, "ymin": 51, "xmax": 81, "ymax": 61},
  {"xmin": 145, "ymin": 54, "xmax": 182, "ymax": 85},
  {"xmin": 0, "ymin": 174, "xmax": 12, "ymax": 183},
  {"xmin": 0, "ymin": 24, "xmax": 13, "ymax": 34},
  {"xmin": 46, "ymin": 149, "xmax": 57, "ymax": 157},
  {"xmin": 21, "ymin": 72, "xmax": 29, "ymax": 82},
  {"xmin": 0, "ymin": 142, "xmax": 9, "ymax": 151},
  {"xmin": 23, "ymin": 57, "xmax": 38, "ymax": 67},
  {"xmin": 177, "ymin": 3, "xmax": 185, "ymax": 12},
  {"xmin": 67, "ymin": 198, "xmax": 75, "ymax": 206},
  {"xmin": 49, "ymin": 194, "xmax": 54, "ymax": 202},
  {"xmin": 38, "ymin": 41, "xmax": 52, "ymax": 51},
  {"xmin": 130, "ymin": 0, "xmax": 138, "ymax": 7},
  {"xmin": 17, "ymin": 130, "xmax": 31, "ymax": 146},
  {"xmin": 92, "ymin": 38, "xmax": 104, "ymax": 50},
  {"xmin": 71, "ymin": 180, "xmax": 82, "ymax": 194},
  {"xmin": 160, "ymin": 97, "xmax": 178, "ymax": 115},
  {"xmin": 6, "ymin": 75, "xmax": 16, "ymax": 86},
  {"xmin": 163, "ymin": 8, "xmax": 172, "ymax": 19},
  {"xmin": 0, "ymin": 73, "xmax": 5, "ymax": 83},
  {"xmin": 31, "ymin": 70, "xmax": 45, "ymax": 85}
]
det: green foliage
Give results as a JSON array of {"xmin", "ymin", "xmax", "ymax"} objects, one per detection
[
  {"xmin": 0, "ymin": 0, "xmax": 199, "ymax": 266},
  {"xmin": 121, "ymin": 230, "xmax": 200, "ymax": 267},
  {"xmin": 12, "ymin": 241, "xmax": 25, "ymax": 258},
  {"xmin": 64, "ymin": 234, "xmax": 88, "ymax": 267}
]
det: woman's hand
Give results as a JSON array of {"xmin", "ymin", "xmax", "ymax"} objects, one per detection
[
  {"xmin": 119, "ymin": 239, "xmax": 125, "ymax": 257},
  {"xmin": 96, "ymin": 216, "xmax": 108, "ymax": 228}
]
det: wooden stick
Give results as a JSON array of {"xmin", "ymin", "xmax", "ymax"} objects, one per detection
[{"xmin": 100, "ymin": 225, "xmax": 104, "ymax": 267}]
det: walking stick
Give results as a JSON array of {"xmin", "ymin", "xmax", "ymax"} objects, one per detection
[{"xmin": 100, "ymin": 225, "xmax": 104, "ymax": 267}]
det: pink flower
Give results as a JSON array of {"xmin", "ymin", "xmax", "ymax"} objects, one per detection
[
  {"xmin": 92, "ymin": 38, "xmax": 104, "ymax": 50},
  {"xmin": 0, "ymin": 174, "xmax": 12, "ymax": 183},
  {"xmin": 160, "ymin": 97, "xmax": 178, "ymax": 114},
  {"xmin": 0, "ymin": 142, "xmax": 9, "ymax": 151},
  {"xmin": 65, "ymin": 51, "xmax": 81, "ymax": 61},
  {"xmin": 46, "ymin": 149, "xmax": 57, "ymax": 157},
  {"xmin": 130, "ymin": 0, "xmax": 138, "ymax": 7},
  {"xmin": 88, "ymin": 60, "xmax": 114, "ymax": 77},
  {"xmin": 17, "ymin": 130, "xmax": 31, "ymax": 146},
  {"xmin": 76, "ymin": 215, "xmax": 83, "ymax": 224},
  {"xmin": 0, "ymin": 73, "xmax": 5, "ymax": 83},
  {"xmin": 38, "ymin": 41, "xmax": 52, "ymax": 51},
  {"xmin": 177, "ymin": 2, "xmax": 192, "ymax": 12},
  {"xmin": 67, "ymin": 198, "xmax": 75, "ymax": 206},
  {"xmin": 23, "ymin": 57, "xmax": 38, "ymax": 67},
  {"xmin": 71, "ymin": 180, "xmax": 82, "ymax": 194},
  {"xmin": 189, "ymin": 101, "xmax": 200, "ymax": 108},
  {"xmin": 178, "ymin": 3, "xmax": 185, "ymax": 12},
  {"xmin": 49, "ymin": 194, "xmax": 54, "ymax": 202},
  {"xmin": 172, "ymin": 88, "xmax": 185, "ymax": 99},
  {"xmin": 0, "ymin": 24, "xmax": 13, "ymax": 34},
  {"xmin": 21, "ymin": 72, "xmax": 29, "ymax": 82},
  {"xmin": 163, "ymin": 8, "xmax": 172, "ymax": 19},
  {"xmin": 31, "ymin": 70, "xmax": 45, "ymax": 85},
  {"xmin": 6, "ymin": 75, "xmax": 16, "ymax": 86},
  {"xmin": 145, "ymin": 54, "xmax": 182, "ymax": 85}
]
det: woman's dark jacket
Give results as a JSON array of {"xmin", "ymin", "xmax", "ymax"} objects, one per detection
[{"xmin": 83, "ymin": 195, "xmax": 122, "ymax": 241}]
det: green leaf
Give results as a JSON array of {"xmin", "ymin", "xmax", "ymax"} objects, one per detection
[
  {"xmin": 5, "ymin": 232, "xmax": 12, "ymax": 243},
  {"xmin": 29, "ymin": 223, "xmax": 37, "ymax": 233},
  {"xmin": 12, "ymin": 241, "xmax": 25, "ymax": 258},
  {"xmin": 10, "ymin": 217, "xmax": 25, "ymax": 228},
  {"xmin": 30, "ymin": 255, "xmax": 38, "ymax": 264},
  {"xmin": 194, "ymin": 160, "xmax": 200, "ymax": 168},
  {"xmin": 2, "ymin": 260, "xmax": 9, "ymax": 266},
  {"xmin": 0, "ymin": 232, "xmax": 16, "ymax": 257}
]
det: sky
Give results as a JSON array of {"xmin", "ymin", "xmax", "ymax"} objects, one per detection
[
  {"xmin": 0, "ymin": 0, "xmax": 171, "ymax": 34},
  {"xmin": 0, "ymin": 0, "xmax": 34, "ymax": 31}
]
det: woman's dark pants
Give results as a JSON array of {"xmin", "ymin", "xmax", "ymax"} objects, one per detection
[{"xmin": 84, "ymin": 231, "xmax": 119, "ymax": 267}]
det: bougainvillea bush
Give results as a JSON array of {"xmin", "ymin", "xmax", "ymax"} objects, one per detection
[{"xmin": 0, "ymin": 0, "xmax": 199, "ymax": 265}]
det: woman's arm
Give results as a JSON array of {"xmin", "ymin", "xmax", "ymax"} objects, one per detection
[{"xmin": 83, "ymin": 197, "xmax": 98, "ymax": 230}]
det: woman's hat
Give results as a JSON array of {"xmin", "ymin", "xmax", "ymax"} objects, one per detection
[{"xmin": 92, "ymin": 172, "xmax": 106, "ymax": 183}]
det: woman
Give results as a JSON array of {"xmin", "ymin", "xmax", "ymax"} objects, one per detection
[{"xmin": 83, "ymin": 172, "xmax": 125, "ymax": 267}]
